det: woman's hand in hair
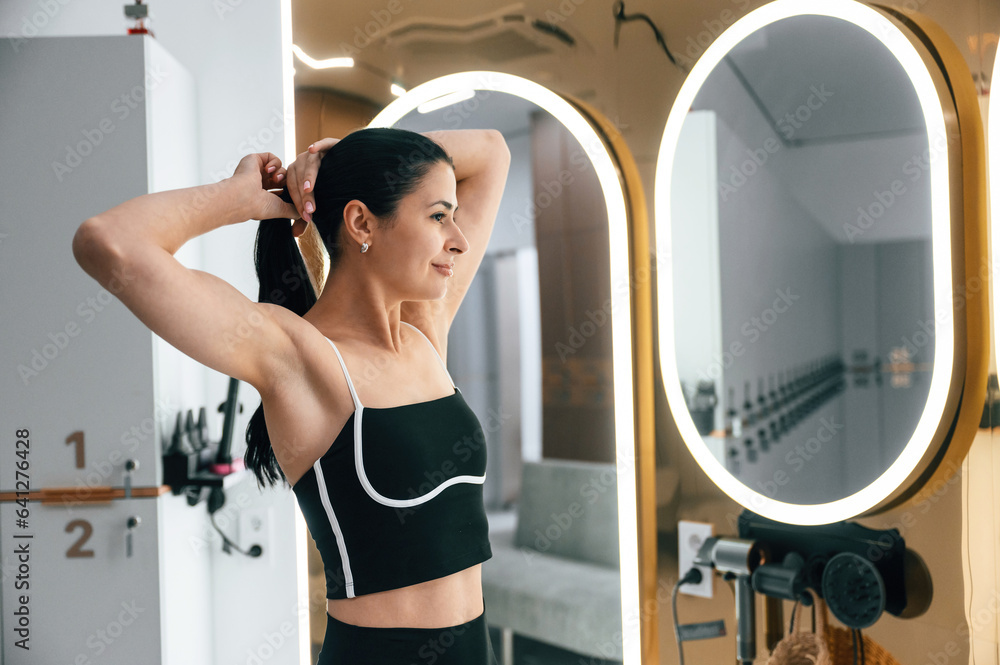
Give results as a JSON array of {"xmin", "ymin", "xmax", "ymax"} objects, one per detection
[
  {"xmin": 284, "ymin": 138, "xmax": 340, "ymax": 227},
  {"xmin": 231, "ymin": 152, "xmax": 299, "ymax": 221}
]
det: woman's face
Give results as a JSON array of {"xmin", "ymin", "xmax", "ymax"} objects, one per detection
[{"xmin": 376, "ymin": 160, "xmax": 468, "ymax": 302}]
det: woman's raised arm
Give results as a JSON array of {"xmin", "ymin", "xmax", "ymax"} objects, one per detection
[
  {"xmin": 71, "ymin": 153, "xmax": 304, "ymax": 395},
  {"xmin": 406, "ymin": 130, "xmax": 510, "ymax": 345}
]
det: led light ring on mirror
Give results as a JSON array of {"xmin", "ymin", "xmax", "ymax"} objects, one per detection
[
  {"xmin": 369, "ymin": 72, "xmax": 644, "ymax": 664},
  {"xmin": 655, "ymin": 0, "xmax": 969, "ymax": 525},
  {"xmin": 558, "ymin": 92, "xmax": 662, "ymax": 665}
]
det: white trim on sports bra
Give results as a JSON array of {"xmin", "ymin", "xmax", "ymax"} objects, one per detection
[
  {"xmin": 321, "ymin": 321, "xmax": 486, "ymax": 510},
  {"xmin": 313, "ymin": 460, "xmax": 355, "ymax": 597},
  {"xmin": 306, "ymin": 322, "xmax": 488, "ymax": 598}
]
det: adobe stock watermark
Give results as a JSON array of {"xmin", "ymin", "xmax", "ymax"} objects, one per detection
[
  {"xmin": 509, "ymin": 150, "xmax": 592, "ymax": 235},
  {"xmin": 6, "ymin": 0, "xmax": 76, "ymax": 53},
  {"xmin": 211, "ymin": 107, "xmax": 291, "ymax": 183},
  {"xmin": 862, "ymin": 461, "xmax": 963, "ymax": 568},
  {"xmin": 188, "ymin": 491, "xmax": 253, "ymax": 554},
  {"xmin": 675, "ymin": 0, "xmax": 753, "ymax": 70},
  {"xmin": 537, "ymin": 0, "xmax": 587, "ymax": 30},
  {"xmin": 697, "ymin": 287, "xmax": 800, "ymax": 384},
  {"xmin": 222, "ymin": 307, "xmax": 267, "ymax": 353},
  {"xmin": 555, "ymin": 299, "xmax": 614, "ymax": 363},
  {"xmin": 750, "ymin": 416, "xmax": 844, "ymax": 503},
  {"xmin": 580, "ymin": 572, "xmax": 692, "ymax": 662},
  {"xmin": 412, "ymin": 616, "xmax": 484, "ymax": 664},
  {"xmin": 555, "ymin": 245, "xmax": 672, "ymax": 362},
  {"xmin": 872, "ymin": 0, "xmax": 932, "ymax": 42},
  {"xmin": 438, "ymin": 72, "xmax": 511, "ymax": 129},
  {"xmin": 508, "ymin": 114, "xmax": 628, "ymax": 236},
  {"xmin": 77, "ymin": 599, "xmax": 145, "ymax": 660},
  {"xmin": 943, "ymin": 589, "xmax": 1000, "ymax": 664},
  {"xmin": 241, "ymin": 619, "xmax": 297, "ymax": 665},
  {"xmin": 719, "ymin": 84, "xmax": 834, "ymax": 202},
  {"xmin": 393, "ymin": 404, "xmax": 513, "ymax": 525},
  {"xmin": 327, "ymin": 0, "xmax": 419, "ymax": 57},
  {"xmin": 842, "ymin": 128, "xmax": 951, "ymax": 243},
  {"xmin": 59, "ymin": 395, "xmax": 177, "ymax": 513},
  {"xmin": 891, "ymin": 255, "xmax": 993, "ymax": 364},
  {"xmin": 519, "ymin": 465, "xmax": 618, "ymax": 564},
  {"xmin": 237, "ymin": 594, "xmax": 325, "ymax": 664},
  {"xmin": 380, "ymin": 117, "xmax": 500, "ymax": 192},
  {"xmin": 52, "ymin": 64, "xmax": 170, "ymax": 183},
  {"xmin": 17, "ymin": 266, "xmax": 136, "ymax": 385}
]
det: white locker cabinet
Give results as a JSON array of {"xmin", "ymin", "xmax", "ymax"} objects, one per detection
[
  {"xmin": 0, "ymin": 34, "xmax": 199, "ymax": 493},
  {"xmin": 0, "ymin": 35, "xmax": 217, "ymax": 665},
  {"xmin": 0, "ymin": 496, "xmax": 164, "ymax": 662},
  {"xmin": 1, "ymin": 33, "xmax": 304, "ymax": 665}
]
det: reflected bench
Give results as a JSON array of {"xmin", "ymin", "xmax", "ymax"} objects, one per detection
[{"xmin": 483, "ymin": 459, "xmax": 623, "ymax": 664}]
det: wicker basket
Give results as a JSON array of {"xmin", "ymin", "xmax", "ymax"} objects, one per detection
[
  {"xmin": 767, "ymin": 598, "xmax": 832, "ymax": 665},
  {"xmin": 768, "ymin": 594, "xmax": 903, "ymax": 665},
  {"xmin": 825, "ymin": 620, "xmax": 902, "ymax": 665}
]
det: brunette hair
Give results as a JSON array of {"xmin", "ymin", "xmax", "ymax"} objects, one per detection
[{"xmin": 245, "ymin": 127, "xmax": 454, "ymax": 489}]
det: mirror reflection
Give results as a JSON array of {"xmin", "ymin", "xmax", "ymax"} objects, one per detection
[
  {"xmin": 669, "ymin": 15, "xmax": 936, "ymax": 505},
  {"xmin": 370, "ymin": 87, "xmax": 625, "ymax": 662}
]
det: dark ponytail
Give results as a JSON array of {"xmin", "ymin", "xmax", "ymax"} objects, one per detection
[
  {"xmin": 244, "ymin": 127, "xmax": 453, "ymax": 490},
  {"xmin": 244, "ymin": 202, "xmax": 316, "ymax": 490}
]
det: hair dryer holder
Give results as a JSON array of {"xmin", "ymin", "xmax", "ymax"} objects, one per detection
[{"xmin": 162, "ymin": 377, "xmax": 246, "ymax": 506}]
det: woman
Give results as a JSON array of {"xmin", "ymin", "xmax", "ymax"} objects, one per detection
[{"xmin": 72, "ymin": 127, "xmax": 511, "ymax": 664}]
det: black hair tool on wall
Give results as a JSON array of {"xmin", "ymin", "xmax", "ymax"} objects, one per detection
[
  {"xmin": 737, "ymin": 510, "xmax": 933, "ymax": 625},
  {"xmin": 162, "ymin": 377, "xmax": 246, "ymax": 506},
  {"xmin": 209, "ymin": 377, "xmax": 245, "ymax": 475}
]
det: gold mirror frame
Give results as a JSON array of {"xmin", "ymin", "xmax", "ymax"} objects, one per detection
[
  {"xmin": 654, "ymin": 0, "xmax": 987, "ymax": 525},
  {"xmin": 366, "ymin": 71, "xmax": 659, "ymax": 665}
]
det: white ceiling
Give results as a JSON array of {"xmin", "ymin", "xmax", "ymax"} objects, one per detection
[
  {"xmin": 688, "ymin": 12, "xmax": 934, "ymax": 244},
  {"xmin": 733, "ymin": 15, "xmax": 932, "ymax": 244},
  {"xmin": 723, "ymin": 13, "xmax": 926, "ymax": 142}
]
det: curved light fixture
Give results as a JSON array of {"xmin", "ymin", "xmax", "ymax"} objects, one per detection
[
  {"xmin": 290, "ymin": 44, "xmax": 406, "ymax": 97},
  {"xmin": 291, "ymin": 44, "xmax": 353, "ymax": 69},
  {"xmin": 655, "ymin": 0, "xmax": 968, "ymax": 525},
  {"xmin": 370, "ymin": 71, "xmax": 642, "ymax": 663}
]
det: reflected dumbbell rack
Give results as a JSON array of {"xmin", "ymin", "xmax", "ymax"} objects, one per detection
[{"xmin": 722, "ymin": 354, "xmax": 847, "ymax": 472}]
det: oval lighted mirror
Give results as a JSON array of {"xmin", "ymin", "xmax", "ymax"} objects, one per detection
[
  {"xmin": 356, "ymin": 71, "xmax": 650, "ymax": 664},
  {"xmin": 655, "ymin": 0, "xmax": 987, "ymax": 525}
]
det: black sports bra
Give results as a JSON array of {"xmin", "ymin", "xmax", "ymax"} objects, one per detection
[{"xmin": 290, "ymin": 321, "xmax": 492, "ymax": 599}]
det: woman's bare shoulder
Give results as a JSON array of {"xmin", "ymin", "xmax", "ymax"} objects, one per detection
[{"xmin": 254, "ymin": 304, "xmax": 335, "ymax": 394}]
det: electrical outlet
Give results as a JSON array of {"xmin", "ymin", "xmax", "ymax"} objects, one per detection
[
  {"xmin": 239, "ymin": 508, "xmax": 272, "ymax": 562},
  {"xmin": 678, "ymin": 520, "xmax": 714, "ymax": 598}
]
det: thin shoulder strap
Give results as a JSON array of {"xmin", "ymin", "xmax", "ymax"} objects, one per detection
[
  {"xmin": 401, "ymin": 321, "xmax": 456, "ymax": 389},
  {"xmin": 325, "ymin": 338, "xmax": 362, "ymax": 409}
]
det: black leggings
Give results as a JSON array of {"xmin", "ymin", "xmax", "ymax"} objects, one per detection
[{"xmin": 316, "ymin": 596, "xmax": 499, "ymax": 665}]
